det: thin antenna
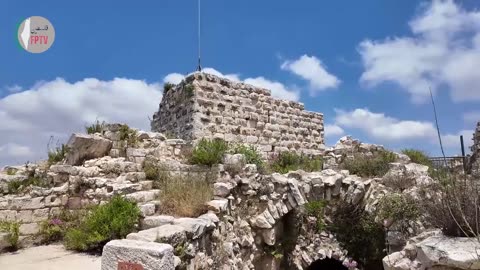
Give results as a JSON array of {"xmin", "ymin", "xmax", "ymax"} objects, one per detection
[
  {"xmin": 430, "ymin": 87, "xmax": 447, "ymax": 167},
  {"xmin": 197, "ymin": 0, "xmax": 202, "ymax": 72}
]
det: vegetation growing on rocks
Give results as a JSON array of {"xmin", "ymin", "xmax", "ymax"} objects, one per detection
[
  {"xmin": 0, "ymin": 221, "xmax": 20, "ymax": 251},
  {"xmin": 378, "ymin": 194, "xmax": 419, "ymax": 232},
  {"xmin": 190, "ymin": 138, "xmax": 229, "ymax": 166},
  {"xmin": 163, "ymin": 82, "xmax": 175, "ymax": 94},
  {"xmin": 269, "ymin": 151, "xmax": 323, "ymax": 174},
  {"xmin": 85, "ymin": 120, "xmax": 106, "ymax": 134},
  {"xmin": 64, "ymin": 196, "xmax": 140, "ymax": 252},
  {"xmin": 328, "ymin": 203, "xmax": 386, "ymax": 270},
  {"xmin": 48, "ymin": 144, "xmax": 69, "ymax": 165},
  {"xmin": 157, "ymin": 173, "xmax": 213, "ymax": 217},
  {"xmin": 401, "ymin": 149, "xmax": 432, "ymax": 167},
  {"xmin": 119, "ymin": 124, "xmax": 138, "ymax": 147},
  {"xmin": 230, "ymin": 144, "xmax": 264, "ymax": 170},
  {"xmin": 341, "ymin": 150, "xmax": 396, "ymax": 177},
  {"xmin": 7, "ymin": 175, "xmax": 46, "ymax": 194}
]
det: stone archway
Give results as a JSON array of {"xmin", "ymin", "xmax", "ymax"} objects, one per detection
[{"xmin": 306, "ymin": 258, "xmax": 347, "ymax": 270}]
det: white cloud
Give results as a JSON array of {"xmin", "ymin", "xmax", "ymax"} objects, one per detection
[
  {"xmin": 359, "ymin": 0, "xmax": 480, "ymax": 103},
  {"xmin": 0, "ymin": 78, "xmax": 162, "ymax": 167},
  {"xmin": 244, "ymin": 77, "xmax": 300, "ymax": 101},
  {"xmin": 463, "ymin": 111, "xmax": 480, "ymax": 124},
  {"xmin": 334, "ymin": 108, "xmax": 437, "ymax": 141},
  {"xmin": 0, "ymin": 143, "xmax": 33, "ymax": 158},
  {"xmin": 164, "ymin": 67, "xmax": 300, "ymax": 101},
  {"xmin": 281, "ymin": 55, "xmax": 340, "ymax": 93},
  {"xmin": 324, "ymin": 124, "xmax": 345, "ymax": 137},
  {"xmin": 163, "ymin": 73, "xmax": 184, "ymax": 84},
  {"xmin": 441, "ymin": 129, "xmax": 474, "ymax": 150}
]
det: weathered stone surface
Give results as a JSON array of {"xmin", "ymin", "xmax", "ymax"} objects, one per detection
[
  {"xmin": 151, "ymin": 72, "xmax": 325, "ymax": 157},
  {"xmin": 213, "ymin": 182, "xmax": 233, "ymax": 197},
  {"xmin": 141, "ymin": 215, "xmax": 175, "ymax": 230},
  {"xmin": 206, "ymin": 199, "xmax": 228, "ymax": 213},
  {"xmin": 173, "ymin": 218, "xmax": 213, "ymax": 239},
  {"xmin": 19, "ymin": 223, "xmax": 40, "ymax": 235},
  {"xmin": 101, "ymin": 239, "xmax": 174, "ymax": 270},
  {"xmin": 383, "ymin": 234, "xmax": 480, "ymax": 270},
  {"xmin": 127, "ymin": 225, "xmax": 187, "ymax": 247},
  {"xmin": 65, "ymin": 133, "xmax": 112, "ymax": 166},
  {"xmin": 139, "ymin": 203, "xmax": 156, "ymax": 217},
  {"xmin": 0, "ymin": 232, "xmax": 10, "ymax": 250}
]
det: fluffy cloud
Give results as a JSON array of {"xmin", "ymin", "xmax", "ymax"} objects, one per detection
[
  {"xmin": 163, "ymin": 73, "xmax": 185, "ymax": 84},
  {"xmin": 0, "ymin": 78, "xmax": 162, "ymax": 167},
  {"xmin": 359, "ymin": 0, "xmax": 480, "ymax": 103},
  {"xmin": 163, "ymin": 67, "xmax": 300, "ymax": 101},
  {"xmin": 441, "ymin": 129, "xmax": 474, "ymax": 149},
  {"xmin": 281, "ymin": 55, "xmax": 340, "ymax": 94},
  {"xmin": 324, "ymin": 124, "xmax": 345, "ymax": 137},
  {"xmin": 331, "ymin": 108, "xmax": 474, "ymax": 155},
  {"xmin": 334, "ymin": 108, "xmax": 437, "ymax": 141}
]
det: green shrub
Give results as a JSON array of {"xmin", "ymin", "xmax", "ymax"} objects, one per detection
[
  {"xmin": 119, "ymin": 124, "xmax": 138, "ymax": 147},
  {"xmin": 304, "ymin": 200, "xmax": 328, "ymax": 231},
  {"xmin": 85, "ymin": 120, "xmax": 105, "ymax": 134},
  {"xmin": 328, "ymin": 203, "xmax": 385, "ymax": 269},
  {"xmin": 48, "ymin": 144, "xmax": 69, "ymax": 165},
  {"xmin": 158, "ymin": 174, "xmax": 213, "ymax": 217},
  {"xmin": 378, "ymin": 194, "xmax": 419, "ymax": 231},
  {"xmin": 164, "ymin": 83, "xmax": 175, "ymax": 94},
  {"xmin": 39, "ymin": 218, "xmax": 64, "ymax": 244},
  {"xmin": 142, "ymin": 161, "xmax": 170, "ymax": 189},
  {"xmin": 342, "ymin": 150, "xmax": 396, "ymax": 177},
  {"xmin": 7, "ymin": 176, "xmax": 47, "ymax": 194},
  {"xmin": 190, "ymin": 138, "xmax": 229, "ymax": 166},
  {"xmin": 269, "ymin": 152, "xmax": 323, "ymax": 174},
  {"xmin": 184, "ymin": 84, "xmax": 195, "ymax": 98},
  {"xmin": 64, "ymin": 196, "xmax": 140, "ymax": 252},
  {"xmin": 6, "ymin": 168, "xmax": 16, "ymax": 175},
  {"xmin": 230, "ymin": 144, "xmax": 264, "ymax": 170},
  {"xmin": 401, "ymin": 149, "xmax": 432, "ymax": 167},
  {"xmin": 0, "ymin": 221, "xmax": 20, "ymax": 250}
]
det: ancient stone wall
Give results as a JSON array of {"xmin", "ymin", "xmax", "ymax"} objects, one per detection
[
  {"xmin": 469, "ymin": 122, "xmax": 480, "ymax": 174},
  {"xmin": 151, "ymin": 73, "xmax": 325, "ymax": 158}
]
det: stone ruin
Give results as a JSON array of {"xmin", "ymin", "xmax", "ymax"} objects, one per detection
[
  {"xmin": 1, "ymin": 73, "xmax": 480, "ymax": 270},
  {"xmin": 151, "ymin": 73, "xmax": 325, "ymax": 158}
]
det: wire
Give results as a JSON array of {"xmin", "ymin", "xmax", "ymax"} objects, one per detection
[{"xmin": 430, "ymin": 87, "xmax": 447, "ymax": 167}]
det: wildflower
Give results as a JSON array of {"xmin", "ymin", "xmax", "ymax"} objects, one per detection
[{"xmin": 49, "ymin": 218, "xmax": 63, "ymax": 226}]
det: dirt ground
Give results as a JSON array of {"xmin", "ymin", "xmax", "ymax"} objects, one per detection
[{"xmin": 0, "ymin": 244, "xmax": 101, "ymax": 270}]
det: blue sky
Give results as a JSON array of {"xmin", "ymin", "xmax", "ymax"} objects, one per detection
[{"xmin": 0, "ymin": 0, "xmax": 479, "ymax": 166}]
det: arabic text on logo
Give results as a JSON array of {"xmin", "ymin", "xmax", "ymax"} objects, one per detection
[{"xmin": 17, "ymin": 16, "xmax": 55, "ymax": 53}]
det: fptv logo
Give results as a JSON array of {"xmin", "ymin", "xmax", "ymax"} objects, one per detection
[{"xmin": 17, "ymin": 16, "xmax": 55, "ymax": 53}]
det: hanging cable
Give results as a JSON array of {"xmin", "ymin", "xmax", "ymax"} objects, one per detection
[{"xmin": 430, "ymin": 87, "xmax": 447, "ymax": 167}]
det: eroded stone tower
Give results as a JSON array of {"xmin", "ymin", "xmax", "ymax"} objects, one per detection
[{"xmin": 151, "ymin": 72, "xmax": 325, "ymax": 157}]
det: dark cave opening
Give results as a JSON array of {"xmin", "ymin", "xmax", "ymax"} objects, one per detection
[{"xmin": 306, "ymin": 257, "xmax": 348, "ymax": 270}]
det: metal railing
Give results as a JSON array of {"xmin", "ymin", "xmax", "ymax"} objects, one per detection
[{"xmin": 428, "ymin": 156, "xmax": 466, "ymax": 172}]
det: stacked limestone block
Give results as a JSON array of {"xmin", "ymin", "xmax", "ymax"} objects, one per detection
[{"xmin": 151, "ymin": 73, "xmax": 325, "ymax": 158}]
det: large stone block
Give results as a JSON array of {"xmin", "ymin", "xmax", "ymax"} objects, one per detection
[
  {"xmin": 65, "ymin": 133, "xmax": 113, "ymax": 166},
  {"xmin": 101, "ymin": 239, "xmax": 174, "ymax": 270}
]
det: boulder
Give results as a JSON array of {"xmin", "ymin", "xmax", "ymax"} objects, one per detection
[
  {"xmin": 101, "ymin": 239, "xmax": 174, "ymax": 270},
  {"xmin": 65, "ymin": 133, "xmax": 112, "ymax": 166},
  {"xmin": 127, "ymin": 225, "xmax": 186, "ymax": 247},
  {"xmin": 383, "ymin": 233, "xmax": 480, "ymax": 270}
]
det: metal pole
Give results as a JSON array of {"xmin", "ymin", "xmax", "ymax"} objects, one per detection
[
  {"xmin": 197, "ymin": 0, "xmax": 202, "ymax": 72},
  {"xmin": 460, "ymin": 135, "xmax": 466, "ymax": 173}
]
